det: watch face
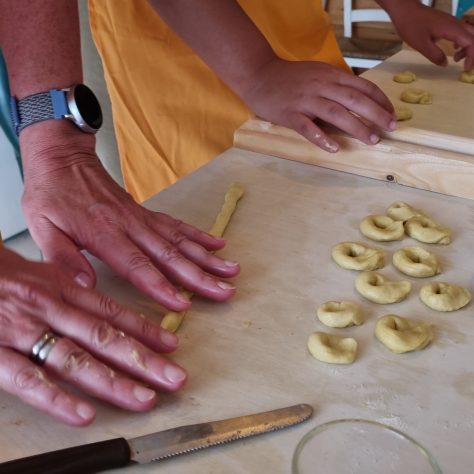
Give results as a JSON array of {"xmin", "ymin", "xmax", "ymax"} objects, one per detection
[{"xmin": 73, "ymin": 84, "xmax": 103, "ymax": 130}]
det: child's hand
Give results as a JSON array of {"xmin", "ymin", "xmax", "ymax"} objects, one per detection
[{"xmin": 388, "ymin": 2, "xmax": 474, "ymax": 71}]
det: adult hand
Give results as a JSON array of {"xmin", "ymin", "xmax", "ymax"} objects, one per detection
[
  {"xmin": 0, "ymin": 246, "xmax": 186, "ymax": 426},
  {"xmin": 385, "ymin": 1, "xmax": 474, "ymax": 71},
  {"xmin": 20, "ymin": 122, "xmax": 240, "ymax": 312},
  {"xmin": 240, "ymin": 59, "xmax": 397, "ymax": 153}
]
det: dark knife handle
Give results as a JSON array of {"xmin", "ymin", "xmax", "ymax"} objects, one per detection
[{"xmin": 0, "ymin": 437, "xmax": 131, "ymax": 474}]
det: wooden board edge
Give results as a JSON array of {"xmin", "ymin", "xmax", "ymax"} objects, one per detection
[{"xmin": 233, "ymin": 118, "xmax": 474, "ymax": 201}]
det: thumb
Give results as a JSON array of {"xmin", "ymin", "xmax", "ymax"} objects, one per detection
[{"xmin": 31, "ymin": 222, "xmax": 97, "ymax": 289}]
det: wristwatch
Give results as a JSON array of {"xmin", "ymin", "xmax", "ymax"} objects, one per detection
[{"xmin": 10, "ymin": 84, "xmax": 103, "ymax": 135}]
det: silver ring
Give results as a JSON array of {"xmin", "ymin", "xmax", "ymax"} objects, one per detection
[{"xmin": 30, "ymin": 331, "xmax": 60, "ymax": 365}]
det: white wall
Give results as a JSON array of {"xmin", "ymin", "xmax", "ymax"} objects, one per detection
[{"xmin": 0, "ymin": 132, "xmax": 26, "ymax": 240}]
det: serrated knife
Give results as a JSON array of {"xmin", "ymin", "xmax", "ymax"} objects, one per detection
[{"xmin": 0, "ymin": 403, "xmax": 312, "ymax": 474}]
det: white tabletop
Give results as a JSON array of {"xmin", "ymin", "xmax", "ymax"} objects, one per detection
[{"xmin": 1, "ymin": 148, "xmax": 473, "ymax": 473}]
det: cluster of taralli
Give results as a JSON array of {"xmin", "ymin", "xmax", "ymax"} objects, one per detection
[
  {"xmin": 307, "ymin": 201, "xmax": 471, "ymax": 364},
  {"xmin": 392, "ymin": 66, "xmax": 473, "ymax": 122}
]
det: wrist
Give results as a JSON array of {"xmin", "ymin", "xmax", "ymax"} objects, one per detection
[
  {"xmin": 377, "ymin": 0, "xmax": 421, "ymax": 18},
  {"xmin": 20, "ymin": 120, "xmax": 97, "ymax": 178}
]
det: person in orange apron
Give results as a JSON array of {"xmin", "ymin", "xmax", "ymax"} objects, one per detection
[{"xmin": 89, "ymin": 0, "xmax": 474, "ymax": 202}]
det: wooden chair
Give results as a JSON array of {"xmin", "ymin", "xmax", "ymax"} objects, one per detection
[{"xmin": 339, "ymin": 0, "xmax": 433, "ymax": 70}]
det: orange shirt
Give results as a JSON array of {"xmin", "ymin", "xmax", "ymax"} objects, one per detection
[{"xmin": 89, "ymin": 0, "xmax": 347, "ymax": 202}]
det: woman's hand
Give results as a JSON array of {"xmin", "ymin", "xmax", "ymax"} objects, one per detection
[
  {"xmin": 0, "ymin": 246, "xmax": 187, "ymax": 426},
  {"xmin": 20, "ymin": 122, "xmax": 240, "ymax": 312}
]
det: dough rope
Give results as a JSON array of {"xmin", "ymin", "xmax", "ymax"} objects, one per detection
[
  {"xmin": 375, "ymin": 314, "xmax": 433, "ymax": 353},
  {"xmin": 331, "ymin": 242, "xmax": 384, "ymax": 271},
  {"xmin": 355, "ymin": 271, "xmax": 411, "ymax": 304},
  {"xmin": 392, "ymin": 246, "xmax": 440, "ymax": 278},
  {"xmin": 360, "ymin": 215, "xmax": 405, "ymax": 242},
  {"xmin": 420, "ymin": 282, "xmax": 471, "ymax": 312},
  {"xmin": 386, "ymin": 201, "xmax": 422, "ymax": 222},
  {"xmin": 161, "ymin": 182, "xmax": 244, "ymax": 332},
  {"xmin": 307, "ymin": 332, "xmax": 357, "ymax": 364},
  {"xmin": 404, "ymin": 216, "xmax": 451, "ymax": 245},
  {"xmin": 400, "ymin": 88, "xmax": 433, "ymax": 105},
  {"xmin": 393, "ymin": 71, "xmax": 417, "ymax": 83},
  {"xmin": 317, "ymin": 301, "xmax": 363, "ymax": 328}
]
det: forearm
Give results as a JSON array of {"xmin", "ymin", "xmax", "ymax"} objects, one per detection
[
  {"xmin": 0, "ymin": 0, "xmax": 82, "ymax": 98},
  {"xmin": 0, "ymin": 1, "xmax": 95, "ymax": 174},
  {"xmin": 148, "ymin": 0, "xmax": 276, "ymax": 95},
  {"xmin": 374, "ymin": 0, "xmax": 420, "ymax": 18}
]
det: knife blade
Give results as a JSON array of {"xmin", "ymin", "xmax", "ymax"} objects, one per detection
[{"xmin": 0, "ymin": 403, "xmax": 312, "ymax": 474}]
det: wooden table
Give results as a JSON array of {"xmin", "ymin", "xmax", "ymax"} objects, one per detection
[{"xmin": 1, "ymin": 147, "xmax": 473, "ymax": 473}]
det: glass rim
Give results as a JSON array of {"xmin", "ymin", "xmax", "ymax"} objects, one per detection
[{"xmin": 291, "ymin": 418, "xmax": 442, "ymax": 474}]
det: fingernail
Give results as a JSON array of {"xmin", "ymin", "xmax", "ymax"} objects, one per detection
[
  {"xmin": 175, "ymin": 293, "xmax": 190, "ymax": 304},
  {"xmin": 389, "ymin": 120, "xmax": 397, "ymax": 131},
  {"xmin": 76, "ymin": 402, "xmax": 95, "ymax": 420},
  {"xmin": 160, "ymin": 330, "xmax": 178, "ymax": 348},
  {"xmin": 370, "ymin": 134, "xmax": 380, "ymax": 144},
  {"xmin": 133, "ymin": 386, "xmax": 156, "ymax": 402},
  {"xmin": 164, "ymin": 364, "xmax": 187, "ymax": 384},
  {"xmin": 74, "ymin": 272, "xmax": 92, "ymax": 288},
  {"xmin": 217, "ymin": 281, "xmax": 235, "ymax": 290},
  {"xmin": 224, "ymin": 260, "xmax": 239, "ymax": 267}
]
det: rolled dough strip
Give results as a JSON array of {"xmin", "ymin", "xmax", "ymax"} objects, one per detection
[{"xmin": 161, "ymin": 182, "xmax": 245, "ymax": 332}]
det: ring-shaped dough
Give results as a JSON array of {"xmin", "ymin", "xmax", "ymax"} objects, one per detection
[
  {"xmin": 392, "ymin": 246, "xmax": 440, "ymax": 278},
  {"xmin": 307, "ymin": 332, "xmax": 357, "ymax": 364},
  {"xmin": 404, "ymin": 216, "xmax": 451, "ymax": 245},
  {"xmin": 395, "ymin": 107, "xmax": 413, "ymax": 121},
  {"xmin": 420, "ymin": 282, "xmax": 471, "ymax": 312},
  {"xmin": 386, "ymin": 201, "xmax": 422, "ymax": 222},
  {"xmin": 356, "ymin": 271, "xmax": 411, "ymax": 304},
  {"xmin": 317, "ymin": 301, "xmax": 364, "ymax": 328},
  {"xmin": 400, "ymin": 88, "xmax": 433, "ymax": 105},
  {"xmin": 331, "ymin": 242, "xmax": 384, "ymax": 271},
  {"xmin": 375, "ymin": 314, "xmax": 433, "ymax": 353},
  {"xmin": 360, "ymin": 215, "xmax": 404, "ymax": 242},
  {"xmin": 393, "ymin": 71, "xmax": 417, "ymax": 83},
  {"xmin": 459, "ymin": 69, "xmax": 474, "ymax": 84}
]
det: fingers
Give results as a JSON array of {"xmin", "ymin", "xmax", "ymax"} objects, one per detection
[
  {"xmin": 128, "ymin": 227, "xmax": 237, "ymax": 301},
  {"xmin": 90, "ymin": 232, "xmax": 192, "ymax": 311},
  {"xmin": 29, "ymin": 221, "xmax": 97, "ymax": 289},
  {"xmin": 418, "ymin": 40, "xmax": 448, "ymax": 67},
  {"xmin": 42, "ymin": 337, "xmax": 159, "ymax": 412},
  {"xmin": 0, "ymin": 348, "xmax": 96, "ymax": 426},
  {"xmin": 336, "ymin": 74, "xmax": 395, "ymax": 115},
  {"xmin": 144, "ymin": 218, "xmax": 240, "ymax": 278},
  {"xmin": 287, "ymin": 113, "xmax": 339, "ymax": 152},
  {"xmin": 61, "ymin": 284, "xmax": 179, "ymax": 353},
  {"xmin": 152, "ymin": 212, "xmax": 227, "ymax": 252},
  {"xmin": 35, "ymin": 301, "xmax": 188, "ymax": 392}
]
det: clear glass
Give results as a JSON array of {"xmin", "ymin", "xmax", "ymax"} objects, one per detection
[{"xmin": 292, "ymin": 419, "xmax": 442, "ymax": 474}]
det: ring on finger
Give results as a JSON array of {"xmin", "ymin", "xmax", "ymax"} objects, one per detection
[{"xmin": 30, "ymin": 331, "xmax": 61, "ymax": 365}]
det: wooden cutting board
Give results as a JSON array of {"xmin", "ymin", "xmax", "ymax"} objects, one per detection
[
  {"xmin": 362, "ymin": 49, "xmax": 474, "ymax": 155},
  {"xmin": 234, "ymin": 50, "xmax": 474, "ymax": 201},
  {"xmin": 1, "ymin": 148, "xmax": 473, "ymax": 473}
]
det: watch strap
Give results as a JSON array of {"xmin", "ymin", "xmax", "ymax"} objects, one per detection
[{"xmin": 11, "ymin": 89, "xmax": 69, "ymax": 135}]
